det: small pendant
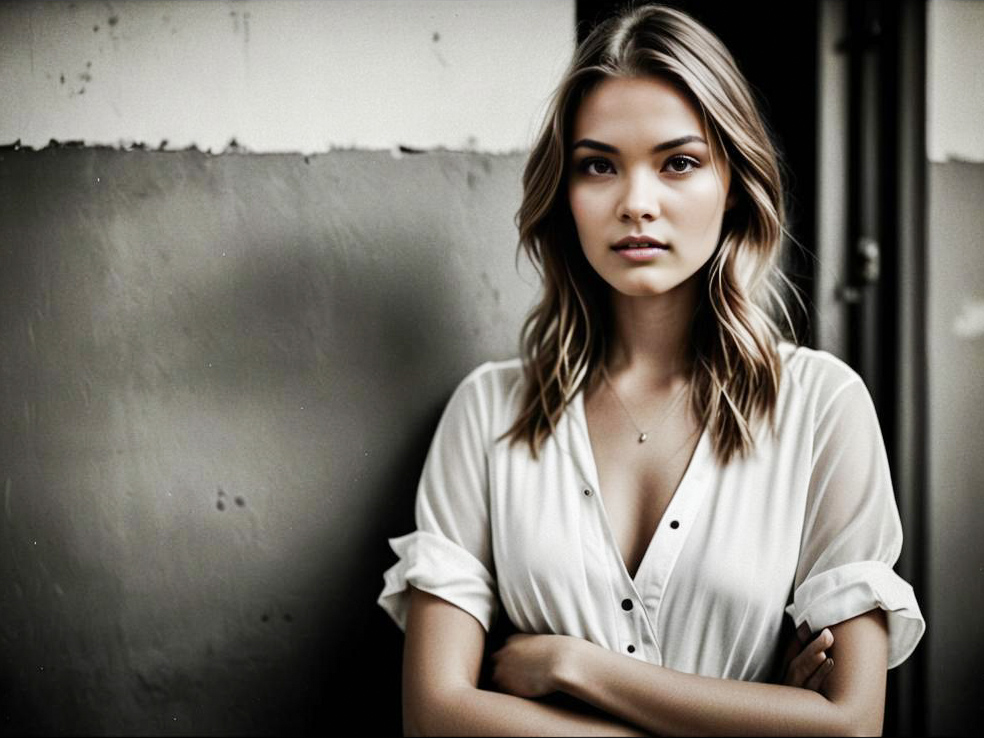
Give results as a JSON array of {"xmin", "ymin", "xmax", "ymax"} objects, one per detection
[{"xmin": 638, "ymin": 432, "xmax": 648, "ymax": 443}]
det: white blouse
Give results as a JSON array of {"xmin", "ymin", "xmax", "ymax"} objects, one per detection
[{"xmin": 378, "ymin": 344, "xmax": 925, "ymax": 679}]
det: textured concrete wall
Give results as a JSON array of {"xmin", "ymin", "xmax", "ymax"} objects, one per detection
[
  {"xmin": 925, "ymin": 160, "xmax": 984, "ymax": 736},
  {"xmin": 0, "ymin": 147, "xmax": 538, "ymax": 735},
  {"xmin": 0, "ymin": 1, "xmax": 571, "ymax": 733}
]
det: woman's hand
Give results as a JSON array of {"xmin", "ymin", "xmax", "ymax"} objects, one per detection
[
  {"xmin": 490, "ymin": 633, "xmax": 579, "ymax": 699},
  {"xmin": 783, "ymin": 626, "xmax": 835, "ymax": 692}
]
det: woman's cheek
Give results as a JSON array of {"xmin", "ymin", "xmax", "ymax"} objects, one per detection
[
  {"xmin": 568, "ymin": 186, "xmax": 587, "ymax": 224},
  {"xmin": 680, "ymin": 177, "xmax": 729, "ymax": 240},
  {"xmin": 569, "ymin": 186, "xmax": 605, "ymax": 239}
]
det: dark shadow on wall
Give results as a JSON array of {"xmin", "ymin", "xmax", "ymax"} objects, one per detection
[{"xmin": 0, "ymin": 147, "xmax": 535, "ymax": 735}]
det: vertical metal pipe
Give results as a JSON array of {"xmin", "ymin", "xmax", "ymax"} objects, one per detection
[{"xmin": 887, "ymin": 1, "xmax": 928, "ymax": 734}]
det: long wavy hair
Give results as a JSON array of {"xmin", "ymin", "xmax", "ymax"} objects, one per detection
[{"xmin": 504, "ymin": 3, "xmax": 797, "ymax": 465}]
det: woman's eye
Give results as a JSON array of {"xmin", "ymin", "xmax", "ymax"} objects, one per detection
[
  {"xmin": 664, "ymin": 155, "xmax": 700, "ymax": 174},
  {"xmin": 577, "ymin": 158, "xmax": 615, "ymax": 176}
]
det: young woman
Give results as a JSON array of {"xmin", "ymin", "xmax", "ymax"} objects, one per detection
[{"xmin": 379, "ymin": 4, "xmax": 924, "ymax": 735}]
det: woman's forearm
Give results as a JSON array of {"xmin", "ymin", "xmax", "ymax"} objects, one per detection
[
  {"xmin": 407, "ymin": 684, "xmax": 647, "ymax": 737},
  {"xmin": 557, "ymin": 643, "xmax": 841, "ymax": 736},
  {"xmin": 552, "ymin": 612, "xmax": 887, "ymax": 737}
]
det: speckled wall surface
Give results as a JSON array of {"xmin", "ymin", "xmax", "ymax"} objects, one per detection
[{"xmin": 0, "ymin": 147, "xmax": 537, "ymax": 735}]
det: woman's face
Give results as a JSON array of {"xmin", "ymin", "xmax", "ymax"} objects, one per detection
[{"xmin": 568, "ymin": 75, "xmax": 732, "ymax": 301}]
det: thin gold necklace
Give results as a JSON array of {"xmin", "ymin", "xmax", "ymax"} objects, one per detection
[{"xmin": 601, "ymin": 368, "xmax": 689, "ymax": 444}]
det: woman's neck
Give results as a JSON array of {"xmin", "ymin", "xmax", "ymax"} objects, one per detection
[{"xmin": 605, "ymin": 282, "xmax": 697, "ymax": 387}]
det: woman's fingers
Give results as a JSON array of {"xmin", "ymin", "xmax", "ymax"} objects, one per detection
[
  {"xmin": 803, "ymin": 657, "xmax": 835, "ymax": 692},
  {"xmin": 785, "ymin": 628, "xmax": 834, "ymax": 689}
]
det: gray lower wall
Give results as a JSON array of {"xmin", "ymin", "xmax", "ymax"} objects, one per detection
[
  {"xmin": 0, "ymin": 148, "xmax": 537, "ymax": 735},
  {"xmin": 926, "ymin": 160, "xmax": 984, "ymax": 736}
]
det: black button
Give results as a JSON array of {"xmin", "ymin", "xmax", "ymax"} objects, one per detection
[
  {"xmin": 627, "ymin": 644, "xmax": 636, "ymax": 653},
  {"xmin": 670, "ymin": 520, "xmax": 680, "ymax": 529},
  {"xmin": 583, "ymin": 488, "xmax": 593, "ymax": 497},
  {"xmin": 621, "ymin": 598, "xmax": 633, "ymax": 611}
]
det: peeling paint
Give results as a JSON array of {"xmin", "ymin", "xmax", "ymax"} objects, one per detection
[
  {"xmin": 0, "ymin": 139, "xmax": 524, "ymax": 158},
  {"xmin": 0, "ymin": 1, "xmax": 574, "ymax": 153}
]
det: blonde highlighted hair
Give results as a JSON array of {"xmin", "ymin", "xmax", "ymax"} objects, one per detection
[{"xmin": 505, "ymin": 3, "xmax": 797, "ymax": 465}]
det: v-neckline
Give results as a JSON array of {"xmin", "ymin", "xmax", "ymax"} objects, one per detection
[{"xmin": 572, "ymin": 390, "xmax": 710, "ymax": 585}]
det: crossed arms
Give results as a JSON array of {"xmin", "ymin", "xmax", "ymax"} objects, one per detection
[{"xmin": 402, "ymin": 587, "xmax": 889, "ymax": 736}]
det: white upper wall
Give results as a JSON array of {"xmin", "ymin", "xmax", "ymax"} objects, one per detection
[
  {"xmin": 0, "ymin": 0, "xmax": 575, "ymax": 153},
  {"xmin": 928, "ymin": 0, "xmax": 984, "ymax": 163}
]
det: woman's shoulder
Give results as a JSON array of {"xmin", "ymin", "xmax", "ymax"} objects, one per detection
[
  {"xmin": 456, "ymin": 358, "xmax": 524, "ymax": 398},
  {"xmin": 777, "ymin": 341, "xmax": 868, "ymax": 415},
  {"xmin": 443, "ymin": 358, "xmax": 525, "ymax": 428}
]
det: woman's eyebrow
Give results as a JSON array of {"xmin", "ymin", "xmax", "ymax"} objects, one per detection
[{"xmin": 572, "ymin": 134, "xmax": 708, "ymax": 154}]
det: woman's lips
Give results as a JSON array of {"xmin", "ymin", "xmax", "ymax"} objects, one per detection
[
  {"xmin": 612, "ymin": 235, "xmax": 669, "ymax": 250},
  {"xmin": 612, "ymin": 236, "xmax": 669, "ymax": 260},
  {"xmin": 613, "ymin": 246, "xmax": 668, "ymax": 261}
]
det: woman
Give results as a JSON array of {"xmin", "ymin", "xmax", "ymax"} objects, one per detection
[{"xmin": 379, "ymin": 4, "xmax": 924, "ymax": 735}]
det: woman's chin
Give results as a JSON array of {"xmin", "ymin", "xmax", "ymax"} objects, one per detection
[{"xmin": 609, "ymin": 277, "xmax": 692, "ymax": 301}]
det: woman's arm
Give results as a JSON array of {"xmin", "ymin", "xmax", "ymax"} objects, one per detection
[
  {"xmin": 403, "ymin": 587, "xmax": 647, "ymax": 736},
  {"xmin": 491, "ymin": 609, "xmax": 888, "ymax": 737}
]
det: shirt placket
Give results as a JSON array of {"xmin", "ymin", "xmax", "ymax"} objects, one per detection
[
  {"xmin": 567, "ymin": 395, "xmax": 713, "ymax": 663},
  {"xmin": 630, "ymin": 458, "xmax": 712, "ymax": 664}
]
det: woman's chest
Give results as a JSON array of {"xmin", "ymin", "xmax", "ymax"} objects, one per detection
[
  {"xmin": 585, "ymin": 401, "xmax": 703, "ymax": 580},
  {"xmin": 486, "ymin": 418, "xmax": 812, "ymax": 674}
]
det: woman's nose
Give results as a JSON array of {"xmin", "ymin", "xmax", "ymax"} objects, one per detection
[{"xmin": 617, "ymin": 171, "xmax": 661, "ymax": 223}]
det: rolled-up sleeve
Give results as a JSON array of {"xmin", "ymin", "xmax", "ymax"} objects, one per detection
[
  {"xmin": 785, "ymin": 376, "xmax": 925, "ymax": 669},
  {"xmin": 377, "ymin": 365, "xmax": 498, "ymax": 632}
]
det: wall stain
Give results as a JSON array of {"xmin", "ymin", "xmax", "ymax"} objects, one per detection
[
  {"xmin": 431, "ymin": 43, "xmax": 449, "ymax": 68},
  {"xmin": 215, "ymin": 487, "xmax": 246, "ymax": 511},
  {"xmin": 229, "ymin": 10, "xmax": 251, "ymax": 47}
]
